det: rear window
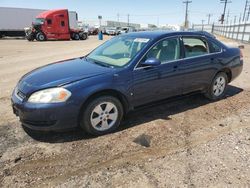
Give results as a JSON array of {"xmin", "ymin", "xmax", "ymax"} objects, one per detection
[
  {"xmin": 183, "ymin": 38, "xmax": 208, "ymax": 58},
  {"xmin": 210, "ymin": 41, "xmax": 222, "ymax": 53}
]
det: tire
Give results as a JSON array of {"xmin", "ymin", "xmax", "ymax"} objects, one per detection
[
  {"xmin": 205, "ymin": 72, "xmax": 228, "ymax": 100},
  {"xmin": 26, "ymin": 34, "xmax": 34, "ymax": 41},
  {"xmin": 36, "ymin": 32, "xmax": 46, "ymax": 41},
  {"xmin": 80, "ymin": 96, "xmax": 124, "ymax": 136},
  {"xmin": 80, "ymin": 33, "xmax": 87, "ymax": 40},
  {"xmin": 73, "ymin": 33, "xmax": 80, "ymax": 40}
]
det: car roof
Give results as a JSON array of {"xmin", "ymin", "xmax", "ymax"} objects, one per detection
[{"xmin": 124, "ymin": 30, "xmax": 214, "ymax": 40}]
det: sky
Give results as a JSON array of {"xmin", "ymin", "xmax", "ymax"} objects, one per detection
[{"xmin": 0, "ymin": 0, "xmax": 246, "ymax": 26}]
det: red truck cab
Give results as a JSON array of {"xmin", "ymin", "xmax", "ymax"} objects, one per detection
[{"xmin": 25, "ymin": 9, "xmax": 87, "ymax": 41}]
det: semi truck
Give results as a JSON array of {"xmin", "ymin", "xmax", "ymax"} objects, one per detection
[
  {"xmin": 0, "ymin": 7, "xmax": 45, "ymax": 38},
  {"xmin": 25, "ymin": 9, "xmax": 88, "ymax": 41},
  {"xmin": 0, "ymin": 7, "xmax": 87, "ymax": 41}
]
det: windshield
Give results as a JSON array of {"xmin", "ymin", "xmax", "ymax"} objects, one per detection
[
  {"xmin": 33, "ymin": 18, "xmax": 45, "ymax": 25},
  {"xmin": 87, "ymin": 36, "xmax": 150, "ymax": 67}
]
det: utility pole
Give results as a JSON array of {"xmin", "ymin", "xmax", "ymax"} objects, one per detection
[
  {"xmin": 127, "ymin": 14, "xmax": 130, "ymax": 26},
  {"xmin": 117, "ymin": 13, "xmax": 120, "ymax": 22},
  {"xmin": 226, "ymin": 10, "xmax": 230, "ymax": 24},
  {"xmin": 239, "ymin": 13, "xmax": 242, "ymax": 23},
  {"xmin": 183, "ymin": 1, "xmax": 192, "ymax": 29},
  {"xmin": 243, "ymin": 0, "xmax": 249, "ymax": 21},
  {"xmin": 220, "ymin": 0, "xmax": 232, "ymax": 24},
  {"xmin": 201, "ymin": 19, "xmax": 205, "ymax": 31},
  {"xmin": 247, "ymin": 3, "xmax": 250, "ymax": 21},
  {"xmin": 207, "ymin": 14, "xmax": 212, "ymax": 24},
  {"xmin": 234, "ymin": 15, "xmax": 237, "ymax": 24}
]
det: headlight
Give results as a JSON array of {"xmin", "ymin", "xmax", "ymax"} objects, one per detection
[{"xmin": 28, "ymin": 88, "xmax": 71, "ymax": 103}]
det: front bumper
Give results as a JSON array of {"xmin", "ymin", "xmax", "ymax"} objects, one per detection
[{"xmin": 11, "ymin": 91, "xmax": 79, "ymax": 131}]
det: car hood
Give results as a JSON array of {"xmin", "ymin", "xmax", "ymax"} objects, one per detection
[{"xmin": 18, "ymin": 57, "xmax": 112, "ymax": 94}]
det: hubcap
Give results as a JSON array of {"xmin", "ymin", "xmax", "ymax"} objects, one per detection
[
  {"xmin": 90, "ymin": 102, "xmax": 118, "ymax": 131},
  {"xmin": 213, "ymin": 76, "xmax": 226, "ymax": 97},
  {"xmin": 39, "ymin": 35, "xmax": 44, "ymax": 40}
]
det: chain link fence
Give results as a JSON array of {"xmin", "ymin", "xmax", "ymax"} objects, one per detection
[{"xmin": 193, "ymin": 22, "xmax": 250, "ymax": 43}]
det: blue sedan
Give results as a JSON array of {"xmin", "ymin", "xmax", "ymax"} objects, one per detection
[{"xmin": 11, "ymin": 31, "xmax": 243, "ymax": 135}]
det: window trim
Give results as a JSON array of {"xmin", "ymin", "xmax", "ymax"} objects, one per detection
[
  {"xmin": 134, "ymin": 35, "xmax": 225, "ymax": 71},
  {"xmin": 134, "ymin": 36, "xmax": 181, "ymax": 70},
  {"xmin": 182, "ymin": 36, "xmax": 210, "ymax": 58}
]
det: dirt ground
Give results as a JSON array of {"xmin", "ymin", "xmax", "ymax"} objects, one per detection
[{"xmin": 0, "ymin": 35, "xmax": 249, "ymax": 188}]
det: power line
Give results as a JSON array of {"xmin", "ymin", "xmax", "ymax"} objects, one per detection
[{"xmin": 183, "ymin": 1, "xmax": 192, "ymax": 29}]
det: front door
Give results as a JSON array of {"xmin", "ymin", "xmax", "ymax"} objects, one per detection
[{"xmin": 132, "ymin": 37, "xmax": 182, "ymax": 107}]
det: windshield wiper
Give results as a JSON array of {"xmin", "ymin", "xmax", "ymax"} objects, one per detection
[{"xmin": 85, "ymin": 57, "xmax": 113, "ymax": 68}]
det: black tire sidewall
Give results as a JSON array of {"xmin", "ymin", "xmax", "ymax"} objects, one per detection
[
  {"xmin": 80, "ymin": 96, "xmax": 123, "ymax": 136},
  {"xmin": 36, "ymin": 32, "xmax": 46, "ymax": 41},
  {"xmin": 206, "ymin": 72, "xmax": 228, "ymax": 100},
  {"xmin": 74, "ymin": 33, "xmax": 80, "ymax": 40},
  {"xmin": 80, "ymin": 33, "xmax": 87, "ymax": 40}
]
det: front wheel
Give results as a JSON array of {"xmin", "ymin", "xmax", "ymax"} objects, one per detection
[
  {"xmin": 36, "ymin": 32, "xmax": 46, "ymax": 41},
  {"xmin": 205, "ymin": 72, "xmax": 228, "ymax": 100},
  {"xmin": 80, "ymin": 96, "xmax": 124, "ymax": 136}
]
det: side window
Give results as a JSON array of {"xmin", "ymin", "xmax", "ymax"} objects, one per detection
[
  {"xmin": 210, "ymin": 41, "xmax": 222, "ymax": 53},
  {"xmin": 47, "ymin": 19, "xmax": 52, "ymax": 25},
  {"xmin": 61, "ymin": 21, "xmax": 65, "ymax": 27},
  {"xmin": 141, "ymin": 38, "xmax": 180, "ymax": 65},
  {"xmin": 183, "ymin": 37, "xmax": 208, "ymax": 58}
]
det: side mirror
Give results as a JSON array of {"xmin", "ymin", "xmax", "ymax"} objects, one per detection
[{"xmin": 141, "ymin": 58, "xmax": 161, "ymax": 67}]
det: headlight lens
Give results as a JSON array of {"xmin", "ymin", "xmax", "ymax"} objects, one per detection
[{"xmin": 28, "ymin": 88, "xmax": 71, "ymax": 103}]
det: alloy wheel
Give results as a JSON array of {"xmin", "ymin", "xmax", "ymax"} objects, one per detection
[
  {"xmin": 90, "ymin": 102, "xmax": 118, "ymax": 131},
  {"xmin": 213, "ymin": 76, "xmax": 226, "ymax": 97}
]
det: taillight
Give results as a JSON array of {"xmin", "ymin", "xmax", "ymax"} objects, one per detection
[{"xmin": 240, "ymin": 49, "xmax": 243, "ymax": 61}]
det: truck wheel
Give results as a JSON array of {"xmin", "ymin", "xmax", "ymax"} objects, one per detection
[
  {"xmin": 80, "ymin": 33, "xmax": 87, "ymax": 40},
  {"xmin": 36, "ymin": 32, "xmax": 46, "ymax": 41},
  {"xmin": 73, "ymin": 33, "xmax": 80, "ymax": 40},
  {"xmin": 80, "ymin": 96, "xmax": 124, "ymax": 136},
  {"xmin": 26, "ymin": 34, "xmax": 34, "ymax": 41}
]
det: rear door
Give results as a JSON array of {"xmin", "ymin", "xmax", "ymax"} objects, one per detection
[{"xmin": 178, "ymin": 36, "xmax": 219, "ymax": 94}]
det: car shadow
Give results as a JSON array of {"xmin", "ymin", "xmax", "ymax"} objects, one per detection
[{"xmin": 24, "ymin": 85, "xmax": 243, "ymax": 143}]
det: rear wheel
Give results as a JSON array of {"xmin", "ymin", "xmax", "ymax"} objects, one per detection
[
  {"xmin": 80, "ymin": 96, "xmax": 124, "ymax": 136},
  {"xmin": 36, "ymin": 32, "xmax": 46, "ymax": 41},
  {"xmin": 72, "ymin": 33, "xmax": 80, "ymax": 40},
  {"xmin": 205, "ymin": 72, "xmax": 228, "ymax": 100},
  {"xmin": 80, "ymin": 33, "xmax": 87, "ymax": 40}
]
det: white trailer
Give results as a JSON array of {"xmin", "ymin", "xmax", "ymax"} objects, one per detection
[{"xmin": 0, "ymin": 7, "xmax": 78, "ymax": 38}]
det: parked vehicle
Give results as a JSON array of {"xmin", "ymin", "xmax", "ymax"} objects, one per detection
[
  {"xmin": 12, "ymin": 31, "xmax": 243, "ymax": 135},
  {"xmin": 25, "ymin": 9, "xmax": 88, "ymax": 41},
  {"xmin": 118, "ymin": 26, "xmax": 136, "ymax": 34},
  {"xmin": 106, "ymin": 27, "xmax": 118, "ymax": 35},
  {"xmin": 0, "ymin": 7, "xmax": 45, "ymax": 38},
  {"xmin": 88, "ymin": 27, "xmax": 99, "ymax": 35}
]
